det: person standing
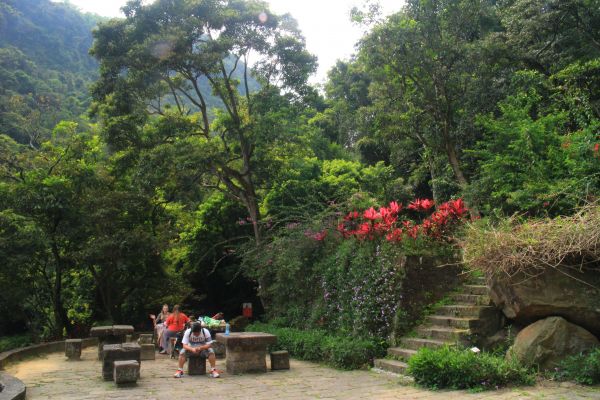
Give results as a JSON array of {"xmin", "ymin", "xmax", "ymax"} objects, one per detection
[{"xmin": 149, "ymin": 304, "xmax": 169, "ymax": 351}]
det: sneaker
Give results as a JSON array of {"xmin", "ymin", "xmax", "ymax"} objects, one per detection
[
  {"xmin": 210, "ymin": 369, "xmax": 220, "ymax": 378},
  {"xmin": 173, "ymin": 369, "xmax": 184, "ymax": 378},
  {"xmin": 159, "ymin": 349, "xmax": 167, "ymax": 354}
]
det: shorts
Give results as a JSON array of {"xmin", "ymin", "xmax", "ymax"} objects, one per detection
[{"xmin": 180, "ymin": 347, "xmax": 215, "ymax": 358}]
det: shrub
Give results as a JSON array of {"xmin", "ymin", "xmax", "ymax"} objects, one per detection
[
  {"xmin": 407, "ymin": 346, "xmax": 534, "ymax": 390},
  {"xmin": 0, "ymin": 334, "xmax": 34, "ymax": 352},
  {"xmin": 552, "ymin": 348, "xmax": 600, "ymax": 385},
  {"xmin": 246, "ymin": 322, "xmax": 386, "ymax": 370}
]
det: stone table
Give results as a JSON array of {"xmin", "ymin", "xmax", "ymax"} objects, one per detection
[
  {"xmin": 216, "ymin": 332, "xmax": 276, "ymax": 374},
  {"xmin": 90, "ymin": 325, "xmax": 134, "ymax": 360}
]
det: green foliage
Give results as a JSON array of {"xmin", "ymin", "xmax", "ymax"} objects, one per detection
[
  {"xmin": 552, "ymin": 348, "xmax": 600, "ymax": 385},
  {"xmin": 408, "ymin": 346, "xmax": 535, "ymax": 390},
  {"xmin": 0, "ymin": 0, "xmax": 102, "ymax": 145},
  {"xmin": 246, "ymin": 322, "xmax": 386, "ymax": 370},
  {"xmin": 468, "ymin": 70, "xmax": 600, "ymax": 216},
  {"xmin": 0, "ymin": 334, "xmax": 34, "ymax": 353}
]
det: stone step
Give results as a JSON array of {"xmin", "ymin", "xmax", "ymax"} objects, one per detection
[
  {"xmin": 426, "ymin": 315, "xmax": 478, "ymax": 329},
  {"xmin": 450, "ymin": 293, "xmax": 491, "ymax": 305},
  {"xmin": 435, "ymin": 305, "xmax": 493, "ymax": 317},
  {"xmin": 387, "ymin": 347, "xmax": 417, "ymax": 361},
  {"xmin": 462, "ymin": 285, "xmax": 488, "ymax": 295},
  {"xmin": 401, "ymin": 337, "xmax": 450, "ymax": 351},
  {"xmin": 416, "ymin": 326, "xmax": 470, "ymax": 341},
  {"xmin": 374, "ymin": 358, "xmax": 408, "ymax": 374}
]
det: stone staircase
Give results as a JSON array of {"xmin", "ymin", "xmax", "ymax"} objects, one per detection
[{"xmin": 374, "ymin": 276, "xmax": 494, "ymax": 375}]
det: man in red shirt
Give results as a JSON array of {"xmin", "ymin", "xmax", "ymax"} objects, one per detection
[{"xmin": 160, "ymin": 304, "xmax": 189, "ymax": 354}]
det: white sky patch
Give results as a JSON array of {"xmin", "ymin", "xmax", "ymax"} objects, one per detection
[{"xmin": 53, "ymin": 0, "xmax": 404, "ymax": 83}]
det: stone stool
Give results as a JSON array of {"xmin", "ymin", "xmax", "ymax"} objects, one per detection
[
  {"xmin": 65, "ymin": 339, "xmax": 82, "ymax": 360},
  {"xmin": 270, "ymin": 350, "xmax": 290, "ymax": 370},
  {"xmin": 102, "ymin": 343, "xmax": 141, "ymax": 381},
  {"xmin": 140, "ymin": 343, "xmax": 155, "ymax": 361},
  {"xmin": 187, "ymin": 353, "xmax": 207, "ymax": 376},
  {"xmin": 113, "ymin": 360, "xmax": 140, "ymax": 384},
  {"xmin": 138, "ymin": 334, "xmax": 153, "ymax": 345}
]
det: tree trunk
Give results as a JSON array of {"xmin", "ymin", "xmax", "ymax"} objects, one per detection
[{"xmin": 51, "ymin": 241, "xmax": 73, "ymax": 337}]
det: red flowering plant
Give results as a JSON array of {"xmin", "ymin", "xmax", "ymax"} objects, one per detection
[{"xmin": 336, "ymin": 198, "xmax": 469, "ymax": 245}]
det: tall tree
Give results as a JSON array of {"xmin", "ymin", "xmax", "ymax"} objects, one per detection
[
  {"xmin": 90, "ymin": 0, "xmax": 316, "ymax": 244},
  {"xmin": 357, "ymin": 0, "xmax": 506, "ymax": 201}
]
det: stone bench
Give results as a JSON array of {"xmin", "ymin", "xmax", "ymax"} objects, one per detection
[
  {"xmin": 113, "ymin": 360, "xmax": 140, "ymax": 384},
  {"xmin": 270, "ymin": 350, "xmax": 290, "ymax": 370},
  {"xmin": 140, "ymin": 343, "xmax": 155, "ymax": 361},
  {"xmin": 65, "ymin": 339, "xmax": 82, "ymax": 360},
  {"xmin": 102, "ymin": 343, "xmax": 141, "ymax": 381},
  {"xmin": 187, "ymin": 352, "xmax": 207, "ymax": 376},
  {"xmin": 138, "ymin": 334, "xmax": 153, "ymax": 345},
  {"xmin": 90, "ymin": 325, "xmax": 134, "ymax": 360}
]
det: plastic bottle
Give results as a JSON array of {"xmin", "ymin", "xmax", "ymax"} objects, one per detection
[{"xmin": 225, "ymin": 322, "xmax": 230, "ymax": 336}]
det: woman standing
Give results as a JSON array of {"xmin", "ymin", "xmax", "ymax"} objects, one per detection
[
  {"xmin": 150, "ymin": 304, "xmax": 169, "ymax": 351},
  {"xmin": 160, "ymin": 305, "xmax": 189, "ymax": 354}
]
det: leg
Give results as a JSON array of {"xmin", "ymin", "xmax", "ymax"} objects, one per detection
[
  {"xmin": 178, "ymin": 352, "xmax": 187, "ymax": 369},
  {"xmin": 207, "ymin": 352, "xmax": 217, "ymax": 369}
]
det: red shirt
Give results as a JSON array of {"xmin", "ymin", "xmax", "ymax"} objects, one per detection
[{"xmin": 165, "ymin": 313, "xmax": 189, "ymax": 332}]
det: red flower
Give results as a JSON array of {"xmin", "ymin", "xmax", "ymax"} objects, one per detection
[
  {"xmin": 364, "ymin": 207, "xmax": 381, "ymax": 220},
  {"xmin": 408, "ymin": 198, "xmax": 435, "ymax": 212},
  {"xmin": 388, "ymin": 201, "xmax": 402, "ymax": 214},
  {"xmin": 386, "ymin": 228, "xmax": 403, "ymax": 242},
  {"xmin": 356, "ymin": 223, "xmax": 371, "ymax": 237},
  {"xmin": 594, "ymin": 143, "xmax": 599, "ymax": 154},
  {"xmin": 314, "ymin": 230, "xmax": 328, "ymax": 241}
]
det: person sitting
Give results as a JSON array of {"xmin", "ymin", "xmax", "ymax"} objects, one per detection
[
  {"xmin": 173, "ymin": 322, "xmax": 220, "ymax": 378},
  {"xmin": 149, "ymin": 304, "xmax": 169, "ymax": 351},
  {"xmin": 160, "ymin": 304, "xmax": 189, "ymax": 355}
]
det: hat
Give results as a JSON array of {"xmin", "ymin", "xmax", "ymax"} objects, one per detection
[{"xmin": 191, "ymin": 322, "xmax": 202, "ymax": 333}]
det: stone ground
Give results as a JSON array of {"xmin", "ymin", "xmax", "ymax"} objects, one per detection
[{"xmin": 5, "ymin": 348, "xmax": 600, "ymax": 399}]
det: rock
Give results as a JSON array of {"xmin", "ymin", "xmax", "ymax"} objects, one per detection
[
  {"xmin": 270, "ymin": 350, "xmax": 290, "ymax": 370},
  {"xmin": 488, "ymin": 267, "xmax": 600, "ymax": 336},
  {"xmin": 507, "ymin": 316, "xmax": 599, "ymax": 370},
  {"xmin": 65, "ymin": 339, "xmax": 82, "ymax": 360},
  {"xmin": 113, "ymin": 360, "xmax": 140, "ymax": 384}
]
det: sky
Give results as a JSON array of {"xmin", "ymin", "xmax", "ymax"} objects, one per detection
[{"xmin": 55, "ymin": 0, "xmax": 404, "ymax": 84}]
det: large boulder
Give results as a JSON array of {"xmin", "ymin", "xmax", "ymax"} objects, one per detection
[
  {"xmin": 488, "ymin": 267, "xmax": 600, "ymax": 336},
  {"xmin": 507, "ymin": 316, "xmax": 599, "ymax": 370}
]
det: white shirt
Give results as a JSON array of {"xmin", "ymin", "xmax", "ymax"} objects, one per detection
[{"xmin": 181, "ymin": 328, "xmax": 212, "ymax": 347}]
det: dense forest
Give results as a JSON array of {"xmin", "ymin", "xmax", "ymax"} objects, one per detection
[{"xmin": 0, "ymin": 0, "xmax": 599, "ymax": 343}]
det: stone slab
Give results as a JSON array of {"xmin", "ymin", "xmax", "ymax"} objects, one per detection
[
  {"xmin": 112, "ymin": 325, "xmax": 135, "ymax": 336},
  {"xmin": 89, "ymin": 326, "xmax": 113, "ymax": 337},
  {"xmin": 215, "ymin": 332, "xmax": 277, "ymax": 348},
  {"xmin": 113, "ymin": 360, "xmax": 140, "ymax": 384}
]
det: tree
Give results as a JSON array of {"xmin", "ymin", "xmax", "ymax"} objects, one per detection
[
  {"xmin": 356, "ymin": 0, "xmax": 506, "ymax": 205},
  {"xmin": 90, "ymin": 0, "xmax": 316, "ymax": 244}
]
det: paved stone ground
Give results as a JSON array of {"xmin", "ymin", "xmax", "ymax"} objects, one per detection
[{"xmin": 5, "ymin": 348, "xmax": 600, "ymax": 399}]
